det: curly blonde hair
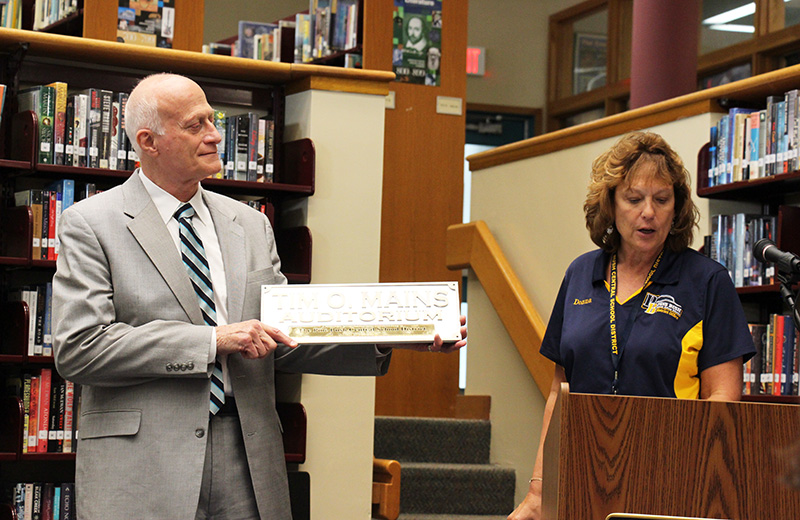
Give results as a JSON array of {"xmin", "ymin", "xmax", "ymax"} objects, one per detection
[{"xmin": 584, "ymin": 131, "xmax": 699, "ymax": 253}]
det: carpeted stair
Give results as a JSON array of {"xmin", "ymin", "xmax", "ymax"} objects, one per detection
[{"xmin": 374, "ymin": 416, "xmax": 514, "ymax": 519}]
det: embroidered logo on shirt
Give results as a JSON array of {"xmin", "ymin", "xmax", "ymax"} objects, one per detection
[
  {"xmin": 642, "ymin": 292, "xmax": 683, "ymax": 319},
  {"xmin": 573, "ymin": 298, "xmax": 592, "ymax": 306}
]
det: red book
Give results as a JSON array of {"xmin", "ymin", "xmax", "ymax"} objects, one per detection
[
  {"xmin": 47, "ymin": 190, "xmax": 57, "ymax": 260},
  {"xmin": 773, "ymin": 315, "xmax": 784, "ymax": 396},
  {"xmin": 63, "ymin": 380, "xmax": 75, "ymax": 453},
  {"xmin": 37, "ymin": 368, "xmax": 52, "ymax": 452},
  {"xmin": 28, "ymin": 375, "xmax": 39, "ymax": 453}
]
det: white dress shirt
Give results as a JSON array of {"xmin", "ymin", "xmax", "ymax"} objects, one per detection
[{"xmin": 138, "ymin": 170, "xmax": 233, "ymax": 395}]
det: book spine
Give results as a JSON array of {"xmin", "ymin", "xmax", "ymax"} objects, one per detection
[
  {"xmin": 37, "ymin": 368, "xmax": 51, "ymax": 453},
  {"xmin": 110, "ymin": 98, "xmax": 120, "ymax": 170},
  {"xmin": 40, "ymin": 191, "xmax": 49, "ymax": 260},
  {"xmin": 86, "ymin": 89, "xmax": 100, "ymax": 168},
  {"xmin": 28, "ymin": 375, "xmax": 39, "ymax": 452},
  {"xmin": 98, "ymin": 89, "xmax": 113, "ymax": 169},
  {"xmin": 247, "ymin": 112, "xmax": 259, "ymax": 182},
  {"xmin": 117, "ymin": 92, "xmax": 130, "ymax": 171},
  {"xmin": 48, "ymin": 190, "xmax": 57, "ymax": 259},
  {"xmin": 65, "ymin": 96, "xmax": 75, "ymax": 164},
  {"xmin": 47, "ymin": 81, "xmax": 68, "ymax": 165},
  {"xmin": 22, "ymin": 374, "xmax": 31, "ymax": 452},
  {"xmin": 235, "ymin": 113, "xmax": 249, "ymax": 181},
  {"xmin": 39, "ymin": 85, "xmax": 55, "ymax": 164},
  {"xmin": 63, "ymin": 380, "xmax": 74, "ymax": 453}
]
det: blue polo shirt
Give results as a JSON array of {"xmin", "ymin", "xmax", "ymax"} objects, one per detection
[{"xmin": 540, "ymin": 248, "xmax": 755, "ymax": 398}]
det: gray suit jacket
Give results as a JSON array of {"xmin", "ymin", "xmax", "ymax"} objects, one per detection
[{"xmin": 53, "ymin": 173, "xmax": 389, "ymax": 519}]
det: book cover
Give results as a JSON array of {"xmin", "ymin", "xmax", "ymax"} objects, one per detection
[
  {"xmin": 237, "ymin": 20, "xmax": 277, "ymax": 59},
  {"xmin": 47, "ymin": 190, "xmax": 57, "ymax": 260},
  {"xmin": 235, "ymin": 113, "xmax": 249, "ymax": 181},
  {"xmin": 117, "ymin": 91, "xmax": 130, "ymax": 171},
  {"xmin": 63, "ymin": 379, "xmax": 74, "ymax": 453},
  {"xmin": 39, "ymin": 84, "xmax": 55, "ymax": 165},
  {"xmin": 37, "ymin": 367, "xmax": 52, "ymax": 453},
  {"xmin": 22, "ymin": 374, "xmax": 31, "ymax": 452},
  {"xmin": 257, "ymin": 117, "xmax": 266, "ymax": 181},
  {"xmin": 110, "ymin": 99, "xmax": 120, "ymax": 170},
  {"xmin": 73, "ymin": 93, "xmax": 88, "ymax": 167},
  {"xmin": 34, "ymin": 284, "xmax": 45, "ymax": 356},
  {"xmin": 60, "ymin": 482, "xmax": 74, "ymax": 520},
  {"xmin": 42, "ymin": 282, "xmax": 53, "ymax": 358},
  {"xmin": 25, "ymin": 286, "xmax": 39, "ymax": 356},
  {"xmin": 98, "ymin": 89, "xmax": 113, "ymax": 169},
  {"xmin": 247, "ymin": 112, "xmax": 258, "ymax": 182},
  {"xmin": 782, "ymin": 315, "xmax": 795, "ymax": 395},
  {"xmin": 46, "ymin": 81, "xmax": 68, "ymax": 165},
  {"xmin": 213, "ymin": 110, "xmax": 226, "ymax": 178},
  {"xmin": 41, "ymin": 483, "xmax": 54, "ymax": 520},
  {"xmin": 28, "ymin": 375, "xmax": 39, "ymax": 452},
  {"xmin": 47, "ymin": 373, "xmax": 60, "ymax": 452},
  {"xmin": 65, "ymin": 95, "xmax": 74, "ymax": 162},
  {"xmin": 82, "ymin": 88, "xmax": 101, "ymax": 168}
]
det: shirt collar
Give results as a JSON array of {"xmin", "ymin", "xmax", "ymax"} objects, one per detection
[
  {"xmin": 138, "ymin": 169, "xmax": 211, "ymax": 227},
  {"xmin": 592, "ymin": 247, "xmax": 682, "ymax": 286}
]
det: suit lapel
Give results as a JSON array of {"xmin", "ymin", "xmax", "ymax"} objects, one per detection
[
  {"xmin": 122, "ymin": 174, "xmax": 204, "ymax": 325},
  {"xmin": 205, "ymin": 192, "xmax": 246, "ymax": 324}
]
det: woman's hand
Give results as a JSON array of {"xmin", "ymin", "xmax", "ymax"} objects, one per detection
[{"xmin": 508, "ymin": 480, "xmax": 542, "ymax": 520}]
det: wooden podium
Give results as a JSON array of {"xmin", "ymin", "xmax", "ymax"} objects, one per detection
[{"xmin": 542, "ymin": 383, "xmax": 800, "ymax": 519}]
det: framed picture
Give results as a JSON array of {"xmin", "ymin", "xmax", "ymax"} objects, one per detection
[{"xmin": 572, "ymin": 32, "xmax": 607, "ymax": 95}]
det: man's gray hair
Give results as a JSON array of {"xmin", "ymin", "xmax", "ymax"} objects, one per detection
[{"xmin": 124, "ymin": 74, "xmax": 169, "ymax": 154}]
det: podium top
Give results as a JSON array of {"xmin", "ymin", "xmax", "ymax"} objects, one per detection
[{"xmin": 607, "ymin": 515, "xmax": 728, "ymax": 520}]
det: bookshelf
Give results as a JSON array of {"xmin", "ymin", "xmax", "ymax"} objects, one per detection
[
  {"xmin": 0, "ymin": 25, "xmax": 392, "ymax": 518},
  {"xmin": 696, "ymin": 129, "xmax": 800, "ymax": 404}
]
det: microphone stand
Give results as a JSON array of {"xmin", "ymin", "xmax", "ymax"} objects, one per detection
[{"xmin": 776, "ymin": 271, "xmax": 800, "ymax": 333}]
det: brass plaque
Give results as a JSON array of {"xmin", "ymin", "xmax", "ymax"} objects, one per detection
[{"xmin": 261, "ymin": 282, "xmax": 462, "ymax": 344}]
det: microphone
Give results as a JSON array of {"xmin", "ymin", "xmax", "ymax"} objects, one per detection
[{"xmin": 753, "ymin": 239, "xmax": 800, "ymax": 274}]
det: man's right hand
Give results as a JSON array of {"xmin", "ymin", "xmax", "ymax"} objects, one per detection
[{"xmin": 216, "ymin": 320, "xmax": 298, "ymax": 359}]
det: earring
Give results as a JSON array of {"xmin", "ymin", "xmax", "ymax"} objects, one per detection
[{"xmin": 605, "ymin": 226, "xmax": 613, "ymax": 235}]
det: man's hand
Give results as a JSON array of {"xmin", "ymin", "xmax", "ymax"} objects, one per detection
[
  {"xmin": 216, "ymin": 320, "xmax": 298, "ymax": 359},
  {"xmin": 386, "ymin": 315, "xmax": 467, "ymax": 353}
]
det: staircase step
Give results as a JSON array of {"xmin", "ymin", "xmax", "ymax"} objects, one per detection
[
  {"xmin": 399, "ymin": 462, "xmax": 515, "ymax": 516},
  {"xmin": 374, "ymin": 416, "xmax": 491, "ymax": 464}
]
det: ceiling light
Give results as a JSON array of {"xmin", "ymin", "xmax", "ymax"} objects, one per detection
[
  {"xmin": 708, "ymin": 24, "xmax": 756, "ymax": 33},
  {"xmin": 702, "ymin": 3, "xmax": 756, "ymax": 25}
]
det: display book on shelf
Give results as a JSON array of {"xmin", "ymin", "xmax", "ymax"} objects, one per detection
[
  {"xmin": 204, "ymin": 0, "xmax": 362, "ymax": 68},
  {"xmin": 0, "ymin": 66, "xmax": 316, "ymax": 520},
  {"xmin": 699, "ymin": 89, "xmax": 800, "ymax": 402}
]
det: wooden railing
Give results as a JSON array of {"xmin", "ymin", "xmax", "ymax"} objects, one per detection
[
  {"xmin": 372, "ymin": 458, "xmax": 400, "ymax": 520},
  {"xmin": 446, "ymin": 221, "xmax": 553, "ymax": 397}
]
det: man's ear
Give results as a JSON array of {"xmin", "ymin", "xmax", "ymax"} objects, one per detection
[{"xmin": 136, "ymin": 129, "xmax": 158, "ymax": 157}]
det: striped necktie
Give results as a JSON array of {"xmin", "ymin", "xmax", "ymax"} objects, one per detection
[{"xmin": 174, "ymin": 203, "xmax": 225, "ymax": 415}]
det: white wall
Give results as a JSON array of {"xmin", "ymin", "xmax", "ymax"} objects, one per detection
[
  {"xmin": 283, "ymin": 88, "xmax": 385, "ymax": 519},
  {"xmin": 466, "ymin": 115, "xmax": 733, "ymax": 505},
  {"xmin": 466, "ymin": 0, "xmax": 586, "ymax": 109}
]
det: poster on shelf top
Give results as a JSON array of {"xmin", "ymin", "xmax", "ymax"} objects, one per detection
[
  {"xmin": 261, "ymin": 282, "xmax": 462, "ymax": 344},
  {"xmin": 392, "ymin": 0, "xmax": 442, "ymax": 86}
]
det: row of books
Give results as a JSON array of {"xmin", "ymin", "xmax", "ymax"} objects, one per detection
[
  {"xmin": 10, "ymin": 283, "xmax": 54, "ymax": 358},
  {"xmin": 707, "ymin": 89, "xmax": 800, "ymax": 187},
  {"xmin": 214, "ymin": 111, "xmax": 276, "ymax": 182},
  {"xmin": 13, "ymin": 180, "xmax": 88, "ymax": 261},
  {"xmin": 705, "ymin": 213, "xmax": 777, "ymax": 288},
  {"xmin": 5, "ymin": 368, "xmax": 80, "ymax": 454},
  {"xmin": 744, "ymin": 316, "xmax": 798, "ymax": 396},
  {"xmin": 19, "ymin": 83, "xmax": 138, "ymax": 171},
  {"xmin": 31, "ymin": 0, "xmax": 79, "ymax": 31},
  {"xmin": 0, "ymin": 0, "xmax": 22, "ymax": 29},
  {"xmin": 205, "ymin": 0, "xmax": 360, "ymax": 66},
  {"xmin": 9, "ymin": 482, "xmax": 74, "ymax": 520}
]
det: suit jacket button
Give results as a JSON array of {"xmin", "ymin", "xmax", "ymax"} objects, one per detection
[
  {"xmin": 166, "ymin": 363, "xmax": 173, "ymax": 372},
  {"xmin": 195, "ymin": 428, "xmax": 205, "ymax": 438},
  {"xmin": 187, "ymin": 362, "xmax": 195, "ymax": 370},
  {"xmin": 179, "ymin": 363, "xmax": 187, "ymax": 371}
]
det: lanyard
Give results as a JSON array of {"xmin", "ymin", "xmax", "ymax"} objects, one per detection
[{"xmin": 608, "ymin": 249, "xmax": 663, "ymax": 394}]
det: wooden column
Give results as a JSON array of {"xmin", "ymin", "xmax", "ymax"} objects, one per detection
[{"xmin": 364, "ymin": 0, "xmax": 468, "ymax": 417}]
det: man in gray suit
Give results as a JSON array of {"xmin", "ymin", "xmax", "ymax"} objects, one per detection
[{"xmin": 53, "ymin": 73, "xmax": 466, "ymax": 520}]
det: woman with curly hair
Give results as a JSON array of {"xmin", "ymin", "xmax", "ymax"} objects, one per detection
[{"xmin": 508, "ymin": 131, "xmax": 755, "ymax": 520}]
